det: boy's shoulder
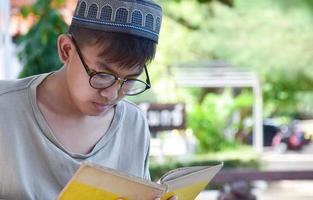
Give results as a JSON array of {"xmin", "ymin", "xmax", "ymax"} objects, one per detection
[
  {"xmin": 0, "ymin": 75, "xmax": 39, "ymax": 97},
  {"xmin": 122, "ymin": 99, "xmax": 140, "ymax": 109},
  {"xmin": 120, "ymin": 99, "xmax": 146, "ymax": 119}
]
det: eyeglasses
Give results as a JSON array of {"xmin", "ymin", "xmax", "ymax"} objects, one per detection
[{"xmin": 69, "ymin": 34, "xmax": 151, "ymax": 96}]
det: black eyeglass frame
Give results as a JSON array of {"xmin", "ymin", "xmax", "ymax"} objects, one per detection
[{"xmin": 69, "ymin": 34, "xmax": 151, "ymax": 96}]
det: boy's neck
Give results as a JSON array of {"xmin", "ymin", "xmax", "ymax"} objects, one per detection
[{"xmin": 37, "ymin": 67, "xmax": 88, "ymax": 119}]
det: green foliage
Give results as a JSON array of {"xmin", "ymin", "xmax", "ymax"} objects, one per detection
[
  {"xmin": 154, "ymin": 0, "xmax": 313, "ymax": 118},
  {"xmin": 263, "ymin": 69, "xmax": 313, "ymax": 117},
  {"xmin": 164, "ymin": 0, "xmax": 233, "ymax": 7},
  {"xmin": 187, "ymin": 89, "xmax": 253, "ymax": 152},
  {"xmin": 16, "ymin": 0, "xmax": 68, "ymax": 78}
]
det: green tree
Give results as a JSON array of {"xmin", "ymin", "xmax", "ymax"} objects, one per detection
[
  {"xmin": 154, "ymin": 0, "xmax": 313, "ymax": 118},
  {"xmin": 188, "ymin": 89, "xmax": 253, "ymax": 152},
  {"xmin": 16, "ymin": 0, "xmax": 68, "ymax": 78}
]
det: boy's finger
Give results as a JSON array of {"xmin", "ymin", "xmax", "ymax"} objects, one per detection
[{"xmin": 169, "ymin": 195, "xmax": 178, "ymax": 200}]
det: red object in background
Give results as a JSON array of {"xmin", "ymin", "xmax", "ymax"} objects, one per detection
[
  {"xmin": 270, "ymin": 121, "xmax": 311, "ymax": 152},
  {"xmin": 287, "ymin": 131, "xmax": 306, "ymax": 150},
  {"xmin": 11, "ymin": 0, "xmax": 35, "ymax": 8}
]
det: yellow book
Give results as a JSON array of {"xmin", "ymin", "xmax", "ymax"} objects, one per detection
[{"xmin": 57, "ymin": 162, "xmax": 223, "ymax": 200}]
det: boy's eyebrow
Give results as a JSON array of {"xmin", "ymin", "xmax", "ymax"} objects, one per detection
[
  {"xmin": 95, "ymin": 61, "xmax": 110, "ymax": 70},
  {"xmin": 95, "ymin": 61, "xmax": 143, "ymax": 77}
]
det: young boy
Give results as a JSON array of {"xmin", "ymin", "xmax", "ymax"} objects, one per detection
[{"xmin": 0, "ymin": 0, "xmax": 177, "ymax": 199}]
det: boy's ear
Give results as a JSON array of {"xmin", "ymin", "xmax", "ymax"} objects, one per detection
[{"xmin": 57, "ymin": 34, "xmax": 74, "ymax": 63}]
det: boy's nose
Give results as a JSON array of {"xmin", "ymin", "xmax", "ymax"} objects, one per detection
[{"xmin": 99, "ymin": 81, "xmax": 121, "ymax": 100}]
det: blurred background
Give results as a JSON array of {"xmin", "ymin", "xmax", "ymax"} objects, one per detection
[{"xmin": 1, "ymin": 0, "xmax": 313, "ymax": 199}]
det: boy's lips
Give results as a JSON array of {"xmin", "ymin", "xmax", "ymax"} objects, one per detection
[
  {"xmin": 94, "ymin": 102, "xmax": 109, "ymax": 106},
  {"xmin": 93, "ymin": 102, "xmax": 112, "ymax": 111}
]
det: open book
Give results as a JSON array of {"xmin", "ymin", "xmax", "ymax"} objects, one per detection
[{"xmin": 57, "ymin": 162, "xmax": 223, "ymax": 200}]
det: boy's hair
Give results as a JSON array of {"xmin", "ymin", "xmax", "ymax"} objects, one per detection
[{"xmin": 69, "ymin": 25, "xmax": 157, "ymax": 70}]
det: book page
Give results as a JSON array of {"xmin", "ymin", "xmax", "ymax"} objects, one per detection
[
  {"xmin": 159, "ymin": 166, "xmax": 208, "ymax": 183},
  {"xmin": 160, "ymin": 163, "xmax": 223, "ymax": 200}
]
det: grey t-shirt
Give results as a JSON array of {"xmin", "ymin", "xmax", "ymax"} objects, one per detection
[{"xmin": 0, "ymin": 74, "xmax": 151, "ymax": 200}]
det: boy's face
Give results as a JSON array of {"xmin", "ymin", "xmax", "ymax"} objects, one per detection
[{"xmin": 61, "ymin": 35, "xmax": 143, "ymax": 116}]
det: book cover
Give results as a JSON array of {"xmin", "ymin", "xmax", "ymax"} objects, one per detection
[{"xmin": 58, "ymin": 163, "xmax": 223, "ymax": 200}]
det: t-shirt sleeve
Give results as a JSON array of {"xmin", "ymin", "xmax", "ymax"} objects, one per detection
[{"xmin": 143, "ymin": 143, "xmax": 151, "ymax": 180}]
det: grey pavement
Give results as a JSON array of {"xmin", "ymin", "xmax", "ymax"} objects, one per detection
[
  {"xmin": 258, "ymin": 144, "xmax": 313, "ymax": 200},
  {"xmin": 256, "ymin": 181, "xmax": 313, "ymax": 200}
]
